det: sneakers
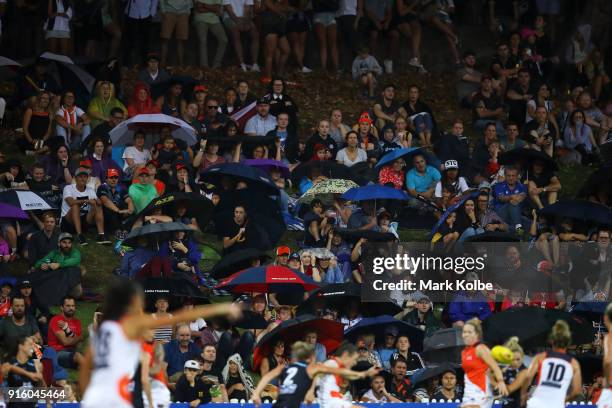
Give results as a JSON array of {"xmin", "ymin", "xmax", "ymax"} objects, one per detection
[
  {"xmin": 384, "ymin": 59, "xmax": 393, "ymax": 74},
  {"xmin": 240, "ymin": 63, "xmax": 249, "ymax": 72},
  {"xmin": 78, "ymin": 234, "xmax": 87, "ymax": 246},
  {"xmin": 97, "ymin": 234, "xmax": 111, "ymax": 245},
  {"xmin": 409, "ymin": 57, "xmax": 428, "ymax": 73},
  {"xmin": 250, "ymin": 63, "xmax": 261, "ymax": 72},
  {"xmin": 301, "ymin": 66, "xmax": 313, "ymax": 73}
]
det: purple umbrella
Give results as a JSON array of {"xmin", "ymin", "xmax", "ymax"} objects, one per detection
[
  {"xmin": 0, "ymin": 203, "xmax": 29, "ymax": 220},
  {"xmin": 244, "ymin": 159, "xmax": 290, "ymax": 179}
]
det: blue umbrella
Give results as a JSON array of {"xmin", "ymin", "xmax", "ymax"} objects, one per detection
[
  {"xmin": 428, "ymin": 191, "xmax": 479, "ymax": 239},
  {"xmin": 375, "ymin": 147, "xmax": 440, "ymax": 170},
  {"xmin": 540, "ymin": 200, "xmax": 612, "ymax": 226},
  {"xmin": 341, "ymin": 185, "xmax": 409, "ymax": 201},
  {"xmin": 344, "ymin": 315, "xmax": 424, "ymax": 351}
]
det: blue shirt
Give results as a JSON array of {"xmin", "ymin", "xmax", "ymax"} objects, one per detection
[
  {"xmin": 164, "ymin": 340, "xmax": 202, "ymax": 377},
  {"xmin": 492, "ymin": 181, "xmax": 527, "ymax": 210},
  {"xmin": 406, "ymin": 166, "xmax": 441, "ymax": 193}
]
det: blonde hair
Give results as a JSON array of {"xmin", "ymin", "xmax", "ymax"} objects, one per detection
[
  {"xmin": 504, "ymin": 336, "xmax": 524, "ymax": 357},
  {"xmin": 291, "ymin": 341, "xmax": 315, "ymax": 361},
  {"xmin": 465, "ymin": 318, "xmax": 483, "ymax": 339},
  {"xmin": 549, "ymin": 319, "xmax": 572, "ymax": 349}
]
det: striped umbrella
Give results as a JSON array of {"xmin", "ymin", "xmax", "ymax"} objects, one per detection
[
  {"xmin": 215, "ymin": 265, "xmax": 320, "ymax": 293},
  {"xmin": 0, "ymin": 190, "xmax": 55, "ymax": 211}
]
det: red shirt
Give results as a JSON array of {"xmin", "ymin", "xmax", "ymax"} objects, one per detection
[{"xmin": 48, "ymin": 314, "xmax": 82, "ymax": 352}]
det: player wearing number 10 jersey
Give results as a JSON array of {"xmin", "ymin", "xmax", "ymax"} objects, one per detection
[
  {"xmin": 524, "ymin": 320, "xmax": 582, "ymax": 408},
  {"xmin": 79, "ymin": 280, "xmax": 242, "ymax": 408},
  {"xmin": 252, "ymin": 342, "xmax": 380, "ymax": 408}
]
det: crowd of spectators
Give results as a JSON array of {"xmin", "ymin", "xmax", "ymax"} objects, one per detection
[{"xmin": 0, "ymin": 0, "xmax": 611, "ymax": 405}]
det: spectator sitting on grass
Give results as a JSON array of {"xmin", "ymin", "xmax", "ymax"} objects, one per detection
[
  {"xmin": 352, "ymin": 46, "xmax": 382, "ymax": 99},
  {"xmin": 47, "ymin": 295, "xmax": 84, "ymax": 369}
]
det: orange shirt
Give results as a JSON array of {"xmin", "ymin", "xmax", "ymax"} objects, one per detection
[
  {"xmin": 462, "ymin": 344, "xmax": 488, "ymax": 392},
  {"xmin": 142, "ymin": 341, "xmax": 168, "ymax": 385}
]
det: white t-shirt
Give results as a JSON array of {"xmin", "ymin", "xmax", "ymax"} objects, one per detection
[
  {"xmin": 122, "ymin": 146, "xmax": 152, "ymax": 171},
  {"xmin": 61, "ymin": 183, "xmax": 98, "ymax": 217},
  {"xmin": 336, "ymin": 148, "xmax": 367, "ymax": 167},
  {"xmin": 189, "ymin": 318, "xmax": 207, "ymax": 332},
  {"xmin": 362, "ymin": 390, "xmax": 390, "ymax": 403},
  {"xmin": 223, "ymin": 0, "xmax": 253, "ymax": 18},
  {"xmin": 56, "ymin": 105, "xmax": 85, "ymax": 122},
  {"xmin": 434, "ymin": 176, "xmax": 470, "ymax": 198}
]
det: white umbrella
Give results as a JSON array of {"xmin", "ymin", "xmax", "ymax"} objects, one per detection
[
  {"xmin": 0, "ymin": 190, "xmax": 55, "ymax": 210},
  {"xmin": 39, "ymin": 52, "xmax": 96, "ymax": 93},
  {"xmin": 109, "ymin": 113, "xmax": 198, "ymax": 147},
  {"xmin": 0, "ymin": 56, "xmax": 22, "ymax": 67}
]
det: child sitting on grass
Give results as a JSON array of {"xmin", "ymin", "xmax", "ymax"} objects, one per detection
[{"xmin": 352, "ymin": 46, "xmax": 383, "ymax": 99}]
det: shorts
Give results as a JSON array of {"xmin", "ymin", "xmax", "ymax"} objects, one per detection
[
  {"xmin": 223, "ymin": 16, "xmax": 255, "ymax": 31},
  {"xmin": 160, "ymin": 12, "xmax": 190, "ymax": 40},
  {"xmin": 57, "ymin": 350, "xmax": 78, "ymax": 369},
  {"xmin": 319, "ymin": 398, "xmax": 353, "ymax": 408},
  {"xmin": 313, "ymin": 12, "xmax": 336, "ymax": 26},
  {"xmin": 143, "ymin": 380, "xmax": 171, "ymax": 408},
  {"xmin": 45, "ymin": 29, "xmax": 70, "ymax": 39},
  {"xmin": 261, "ymin": 11, "xmax": 287, "ymax": 37},
  {"xmin": 462, "ymin": 378, "xmax": 493, "ymax": 408},
  {"xmin": 598, "ymin": 389, "xmax": 612, "ymax": 408},
  {"xmin": 391, "ymin": 12, "xmax": 417, "ymax": 28},
  {"xmin": 286, "ymin": 12, "xmax": 310, "ymax": 33}
]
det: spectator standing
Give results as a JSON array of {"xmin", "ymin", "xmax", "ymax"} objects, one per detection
[
  {"xmin": 47, "ymin": 295, "xmax": 83, "ymax": 368},
  {"xmin": 194, "ymin": 0, "xmax": 229, "ymax": 69},
  {"xmin": 312, "ymin": 0, "xmax": 340, "ymax": 72},
  {"xmin": 286, "ymin": 0, "xmax": 311, "ymax": 73},
  {"xmin": 261, "ymin": 0, "xmax": 291, "ymax": 79},
  {"xmin": 164, "ymin": 324, "xmax": 202, "ymax": 379},
  {"xmin": 492, "ymin": 166, "xmax": 527, "ymax": 231},
  {"xmin": 44, "ymin": 0, "xmax": 73, "ymax": 55},
  {"xmin": 122, "ymin": 0, "xmax": 158, "ymax": 67},
  {"xmin": 159, "ymin": 0, "xmax": 192, "ymax": 67},
  {"xmin": 224, "ymin": 0, "xmax": 261, "ymax": 72}
]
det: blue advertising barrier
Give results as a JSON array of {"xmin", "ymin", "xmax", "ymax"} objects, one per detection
[{"xmin": 36, "ymin": 403, "xmax": 596, "ymax": 408}]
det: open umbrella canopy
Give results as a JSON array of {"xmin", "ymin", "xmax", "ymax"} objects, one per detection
[
  {"xmin": 344, "ymin": 315, "xmax": 424, "ymax": 351},
  {"xmin": 571, "ymin": 302, "xmax": 606, "ymax": 321},
  {"xmin": 411, "ymin": 363, "xmax": 461, "ymax": 387},
  {"xmin": 499, "ymin": 148, "xmax": 558, "ymax": 171},
  {"xmin": 122, "ymin": 222, "xmax": 193, "ymax": 247},
  {"xmin": 422, "ymin": 328, "xmax": 464, "ymax": 364},
  {"xmin": 539, "ymin": 200, "xmax": 612, "ymax": 226},
  {"xmin": 291, "ymin": 161, "xmax": 367, "ymax": 186},
  {"xmin": 341, "ymin": 185, "xmax": 410, "ymax": 201},
  {"xmin": 140, "ymin": 277, "xmax": 209, "ymax": 311},
  {"xmin": 334, "ymin": 228, "xmax": 397, "ymax": 242},
  {"xmin": 577, "ymin": 166, "xmax": 612, "ymax": 198},
  {"xmin": 109, "ymin": 114, "xmax": 198, "ymax": 146},
  {"xmin": 128, "ymin": 192, "xmax": 214, "ymax": 229},
  {"xmin": 39, "ymin": 52, "xmax": 96, "ymax": 93},
  {"xmin": 216, "ymin": 265, "xmax": 320, "ymax": 293},
  {"xmin": 244, "ymin": 159, "xmax": 290, "ymax": 179},
  {"xmin": 298, "ymin": 179, "xmax": 359, "ymax": 204},
  {"xmin": 0, "ymin": 190, "xmax": 55, "ymax": 211},
  {"xmin": 209, "ymin": 248, "xmax": 270, "ymax": 279},
  {"xmin": 0, "ymin": 56, "xmax": 22, "ymax": 68},
  {"xmin": 483, "ymin": 307, "xmax": 594, "ymax": 349},
  {"xmin": 253, "ymin": 315, "xmax": 344, "ymax": 370},
  {"xmin": 375, "ymin": 147, "xmax": 440, "ymax": 170},
  {"xmin": 0, "ymin": 203, "xmax": 29, "ymax": 220},
  {"xmin": 200, "ymin": 163, "xmax": 279, "ymax": 195},
  {"xmin": 296, "ymin": 282, "xmax": 402, "ymax": 317}
]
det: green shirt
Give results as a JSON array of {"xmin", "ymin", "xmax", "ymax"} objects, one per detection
[
  {"xmin": 194, "ymin": 0, "xmax": 223, "ymax": 24},
  {"xmin": 129, "ymin": 183, "xmax": 159, "ymax": 213},
  {"xmin": 34, "ymin": 248, "xmax": 81, "ymax": 269}
]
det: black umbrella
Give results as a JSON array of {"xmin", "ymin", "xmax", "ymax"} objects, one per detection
[
  {"xmin": 577, "ymin": 166, "xmax": 612, "ymax": 199},
  {"xmin": 151, "ymin": 75, "xmax": 198, "ymax": 100},
  {"xmin": 140, "ymin": 277, "xmax": 209, "ymax": 311},
  {"xmin": 334, "ymin": 228, "xmax": 397, "ymax": 242},
  {"xmin": 422, "ymin": 328, "xmax": 464, "ymax": 364},
  {"xmin": 122, "ymin": 222, "xmax": 193, "ymax": 247},
  {"xmin": 200, "ymin": 163, "xmax": 280, "ymax": 195},
  {"xmin": 126, "ymin": 192, "xmax": 214, "ymax": 229},
  {"xmin": 228, "ymin": 310, "xmax": 270, "ymax": 330},
  {"xmin": 344, "ymin": 315, "xmax": 424, "ymax": 352},
  {"xmin": 290, "ymin": 161, "xmax": 367, "ymax": 186},
  {"xmin": 498, "ymin": 148, "xmax": 558, "ymax": 171},
  {"xmin": 539, "ymin": 200, "xmax": 612, "ymax": 226},
  {"xmin": 411, "ymin": 363, "xmax": 461, "ymax": 387},
  {"xmin": 210, "ymin": 248, "xmax": 270, "ymax": 279},
  {"xmin": 463, "ymin": 231, "xmax": 521, "ymax": 243},
  {"xmin": 483, "ymin": 307, "xmax": 594, "ymax": 349},
  {"xmin": 213, "ymin": 189, "xmax": 285, "ymax": 250},
  {"xmin": 296, "ymin": 283, "xmax": 402, "ymax": 317}
]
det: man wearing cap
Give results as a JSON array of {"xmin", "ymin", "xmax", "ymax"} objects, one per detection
[
  {"xmin": 26, "ymin": 212, "xmax": 59, "ymax": 271},
  {"xmin": 288, "ymin": 252, "xmax": 302, "ymax": 271},
  {"xmin": 244, "ymin": 97, "xmax": 277, "ymax": 137},
  {"xmin": 274, "ymin": 246, "xmax": 291, "ymax": 266},
  {"xmin": 400, "ymin": 294, "xmax": 441, "ymax": 337},
  {"xmin": 61, "ymin": 167, "xmax": 108, "ymax": 246},
  {"xmin": 434, "ymin": 160, "xmax": 470, "ymax": 209},
  {"xmin": 98, "ymin": 168, "xmax": 134, "ymax": 238},
  {"xmin": 174, "ymin": 360, "xmax": 210, "ymax": 406},
  {"xmin": 34, "ymin": 232, "xmax": 81, "ymax": 271},
  {"xmin": 129, "ymin": 167, "xmax": 159, "ymax": 213},
  {"xmin": 377, "ymin": 326, "xmax": 399, "ymax": 371}
]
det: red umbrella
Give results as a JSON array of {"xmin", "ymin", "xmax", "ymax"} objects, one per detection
[
  {"xmin": 215, "ymin": 265, "xmax": 320, "ymax": 293},
  {"xmin": 253, "ymin": 315, "xmax": 344, "ymax": 370}
]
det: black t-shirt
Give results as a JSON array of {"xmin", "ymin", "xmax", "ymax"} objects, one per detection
[
  {"xmin": 526, "ymin": 170, "xmax": 555, "ymax": 188},
  {"xmin": 6, "ymin": 357, "xmax": 38, "ymax": 408},
  {"xmin": 472, "ymin": 91, "xmax": 503, "ymax": 120},
  {"xmin": 389, "ymin": 351, "xmax": 423, "ymax": 373},
  {"xmin": 90, "ymin": 122, "xmax": 113, "ymax": 146},
  {"xmin": 275, "ymin": 362, "xmax": 312, "ymax": 408},
  {"xmin": 97, "ymin": 183, "xmax": 129, "ymax": 208},
  {"xmin": 174, "ymin": 375, "xmax": 211, "ymax": 404},
  {"xmin": 303, "ymin": 211, "xmax": 323, "ymax": 247},
  {"xmin": 375, "ymin": 97, "xmax": 401, "ymax": 119},
  {"xmin": 508, "ymin": 82, "xmax": 537, "ymax": 126},
  {"xmin": 222, "ymin": 219, "xmax": 254, "ymax": 254}
]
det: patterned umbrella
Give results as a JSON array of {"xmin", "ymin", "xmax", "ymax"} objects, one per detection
[
  {"xmin": 297, "ymin": 178, "xmax": 359, "ymax": 204},
  {"xmin": 215, "ymin": 265, "xmax": 320, "ymax": 293},
  {"xmin": 0, "ymin": 190, "xmax": 55, "ymax": 211}
]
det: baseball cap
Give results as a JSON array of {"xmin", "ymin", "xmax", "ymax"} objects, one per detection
[
  {"xmin": 137, "ymin": 167, "xmax": 150, "ymax": 176},
  {"xmin": 184, "ymin": 360, "xmax": 200, "ymax": 370},
  {"xmin": 107, "ymin": 168, "xmax": 120, "ymax": 178},
  {"xmin": 19, "ymin": 280, "xmax": 32, "ymax": 289},
  {"xmin": 146, "ymin": 52, "xmax": 160, "ymax": 62},
  {"xmin": 75, "ymin": 167, "xmax": 90, "ymax": 176},
  {"xmin": 193, "ymin": 84, "xmax": 208, "ymax": 93},
  {"xmin": 289, "ymin": 253, "xmax": 300, "ymax": 261},
  {"xmin": 257, "ymin": 96, "xmax": 271, "ymax": 105},
  {"xmin": 358, "ymin": 112, "xmax": 373, "ymax": 124},
  {"xmin": 175, "ymin": 163, "xmax": 187, "ymax": 171},
  {"xmin": 276, "ymin": 246, "xmax": 291, "ymax": 256},
  {"xmin": 58, "ymin": 232, "xmax": 73, "ymax": 242},
  {"xmin": 79, "ymin": 159, "xmax": 93, "ymax": 168},
  {"xmin": 478, "ymin": 180, "xmax": 491, "ymax": 190},
  {"xmin": 444, "ymin": 160, "xmax": 459, "ymax": 170}
]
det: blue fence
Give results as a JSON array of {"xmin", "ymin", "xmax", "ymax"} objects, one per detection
[{"xmin": 36, "ymin": 403, "xmax": 596, "ymax": 408}]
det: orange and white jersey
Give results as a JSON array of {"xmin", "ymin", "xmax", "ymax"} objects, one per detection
[
  {"xmin": 316, "ymin": 359, "xmax": 352, "ymax": 408},
  {"xmin": 527, "ymin": 351, "xmax": 573, "ymax": 408},
  {"xmin": 461, "ymin": 344, "xmax": 493, "ymax": 408},
  {"xmin": 82, "ymin": 320, "xmax": 141, "ymax": 408}
]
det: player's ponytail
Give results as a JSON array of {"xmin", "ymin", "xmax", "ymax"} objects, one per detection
[
  {"xmin": 504, "ymin": 336, "xmax": 524, "ymax": 357},
  {"xmin": 548, "ymin": 319, "xmax": 572, "ymax": 349}
]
